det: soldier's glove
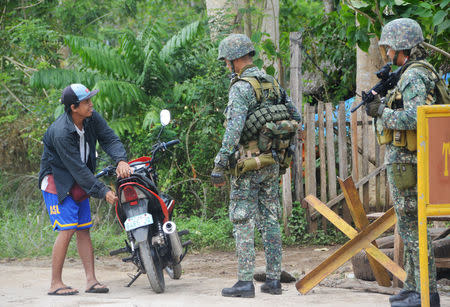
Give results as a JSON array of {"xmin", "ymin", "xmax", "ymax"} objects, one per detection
[
  {"xmin": 365, "ymin": 94, "xmax": 386, "ymax": 118},
  {"xmin": 211, "ymin": 164, "xmax": 227, "ymax": 187}
]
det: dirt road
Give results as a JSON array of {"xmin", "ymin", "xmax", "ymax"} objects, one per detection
[{"xmin": 1, "ymin": 246, "xmax": 448, "ymax": 307}]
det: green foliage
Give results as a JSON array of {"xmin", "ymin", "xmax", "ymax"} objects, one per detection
[
  {"xmin": 174, "ymin": 208, "xmax": 235, "ymax": 251},
  {"xmin": 280, "ymin": 0, "xmax": 357, "ymax": 103},
  {"xmin": 283, "ymin": 203, "xmax": 347, "ymax": 246},
  {"xmin": 341, "ymin": 0, "xmax": 449, "ymax": 68}
]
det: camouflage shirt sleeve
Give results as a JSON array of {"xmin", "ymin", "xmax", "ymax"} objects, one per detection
[
  {"xmin": 282, "ymin": 87, "xmax": 302, "ymax": 122},
  {"xmin": 380, "ymin": 67, "xmax": 430, "ymax": 130},
  {"xmin": 215, "ymin": 81, "xmax": 253, "ymax": 166}
]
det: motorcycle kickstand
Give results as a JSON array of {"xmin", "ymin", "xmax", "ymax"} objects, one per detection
[{"xmin": 126, "ymin": 270, "xmax": 142, "ymax": 287}]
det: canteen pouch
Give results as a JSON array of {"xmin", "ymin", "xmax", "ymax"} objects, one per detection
[
  {"xmin": 392, "ymin": 163, "xmax": 417, "ymax": 190},
  {"xmin": 230, "ymin": 152, "xmax": 276, "ymax": 177}
]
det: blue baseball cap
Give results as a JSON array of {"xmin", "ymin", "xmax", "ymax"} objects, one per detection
[{"xmin": 61, "ymin": 83, "xmax": 99, "ymax": 107}]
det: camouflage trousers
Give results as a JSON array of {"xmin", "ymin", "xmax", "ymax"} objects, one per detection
[
  {"xmin": 229, "ymin": 163, "xmax": 282, "ymax": 281},
  {"xmin": 386, "ymin": 164, "xmax": 437, "ymax": 293}
]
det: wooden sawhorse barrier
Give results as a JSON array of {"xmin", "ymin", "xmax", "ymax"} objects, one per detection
[{"xmin": 296, "ymin": 176, "xmax": 406, "ymax": 294}]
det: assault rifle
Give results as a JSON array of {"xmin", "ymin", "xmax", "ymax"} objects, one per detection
[{"xmin": 350, "ymin": 62, "xmax": 402, "ymax": 113}]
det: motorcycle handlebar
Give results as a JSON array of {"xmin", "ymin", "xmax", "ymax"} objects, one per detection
[
  {"xmin": 96, "ymin": 139, "xmax": 179, "ymax": 178},
  {"xmin": 153, "ymin": 139, "xmax": 180, "ymax": 153}
]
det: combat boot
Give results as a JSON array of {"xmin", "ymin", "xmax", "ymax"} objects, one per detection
[
  {"xmin": 260, "ymin": 279, "xmax": 282, "ymax": 295},
  {"xmin": 221, "ymin": 281, "xmax": 255, "ymax": 298},
  {"xmin": 391, "ymin": 291, "xmax": 440, "ymax": 307},
  {"xmin": 389, "ymin": 290, "xmax": 416, "ymax": 303}
]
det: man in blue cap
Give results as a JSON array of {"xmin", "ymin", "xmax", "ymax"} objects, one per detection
[{"xmin": 39, "ymin": 83, "xmax": 131, "ymax": 295}]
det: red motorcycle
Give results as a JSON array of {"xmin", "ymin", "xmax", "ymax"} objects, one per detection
[{"xmin": 96, "ymin": 110, "xmax": 190, "ymax": 293}]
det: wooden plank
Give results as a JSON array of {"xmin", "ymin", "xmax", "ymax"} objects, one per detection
[
  {"xmin": 338, "ymin": 102, "xmax": 351, "ymax": 223},
  {"xmin": 361, "ymin": 110, "xmax": 369, "ymax": 212},
  {"xmin": 305, "ymin": 104, "xmax": 316, "ymax": 198},
  {"xmin": 296, "ymin": 203, "xmax": 400, "ymax": 294},
  {"xmin": 338, "ymin": 177, "xmax": 391, "ymax": 287},
  {"xmin": 385, "ymin": 168, "xmax": 391, "ymax": 209},
  {"xmin": 289, "ymin": 32, "xmax": 304, "ymax": 203},
  {"xmin": 303, "ymin": 104, "xmax": 314, "ymax": 232},
  {"xmin": 435, "ymin": 258, "xmax": 450, "ymax": 268},
  {"xmin": 393, "ymin": 223, "xmax": 404, "ymax": 287},
  {"xmin": 303, "ymin": 195, "xmax": 405, "ymax": 281},
  {"xmin": 325, "ymin": 103, "xmax": 337, "ymax": 201},
  {"xmin": 311, "ymin": 164, "xmax": 386, "ymax": 219},
  {"xmin": 318, "ymin": 102, "xmax": 327, "ymax": 231},
  {"xmin": 375, "ymin": 141, "xmax": 382, "ymax": 211},
  {"xmin": 351, "ymin": 102, "xmax": 359, "ymax": 180},
  {"xmin": 282, "ymin": 167, "xmax": 293, "ymax": 236}
]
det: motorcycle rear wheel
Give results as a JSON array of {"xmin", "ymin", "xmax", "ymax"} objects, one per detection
[
  {"xmin": 165, "ymin": 263, "xmax": 182, "ymax": 279},
  {"xmin": 139, "ymin": 241, "xmax": 165, "ymax": 293}
]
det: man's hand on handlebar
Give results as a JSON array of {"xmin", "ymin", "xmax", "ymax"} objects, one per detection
[
  {"xmin": 116, "ymin": 160, "xmax": 132, "ymax": 178},
  {"xmin": 105, "ymin": 190, "xmax": 118, "ymax": 205}
]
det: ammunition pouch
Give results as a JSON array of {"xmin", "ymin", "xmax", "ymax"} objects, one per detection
[
  {"xmin": 241, "ymin": 104, "xmax": 291, "ymax": 143},
  {"xmin": 229, "ymin": 141, "xmax": 276, "ymax": 177},
  {"xmin": 392, "ymin": 163, "xmax": 417, "ymax": 190},
  {"xmin": 375, "ymin": 89, "xmax": 416, "ymax": 151}
]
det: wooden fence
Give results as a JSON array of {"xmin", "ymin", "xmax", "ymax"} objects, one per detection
[{"xmin": 284, "ymin": 32, "xmax": 391, "ymax": 233}]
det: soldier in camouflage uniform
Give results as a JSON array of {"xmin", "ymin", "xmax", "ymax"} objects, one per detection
[
  {"xmin": 211, "ymin": 34, "xmax": 301, "ymax": 298},
  {"xmin": 365, "ymin": 18, "xmax": 440, "ymax": 307}
]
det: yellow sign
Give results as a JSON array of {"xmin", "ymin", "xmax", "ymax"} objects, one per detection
[{"xmin": 417, "ymin": 105, "xmax": 450, "ymax": 307}]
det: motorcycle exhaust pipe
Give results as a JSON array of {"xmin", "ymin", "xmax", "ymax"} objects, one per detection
[{"xmin": 162, "ymin": 221, "xmax": 183, "ymax": 263}]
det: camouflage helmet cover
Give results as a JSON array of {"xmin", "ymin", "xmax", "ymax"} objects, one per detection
[
  {"xmin": 379, "ymin": 18, "xmax": 424, "ymax": 51},
  {"xmin": 217, "ymin": 34, "xmax": 255, "ymax": 61}
]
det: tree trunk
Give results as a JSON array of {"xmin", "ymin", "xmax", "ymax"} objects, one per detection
[
  {"xmin": 260, "ymin": 0, "xmax": 280, "ymax": 78},
  {"xmin": 323, "ymin": 0, "xmax": 335, "ymax": 14},
  {"xmin": 205, "ymin": 0, "xmax": 239, "ymax": 40},
  {"xmin": 354, "ymin": 36, "xmax": 384, "ymax": 208}
]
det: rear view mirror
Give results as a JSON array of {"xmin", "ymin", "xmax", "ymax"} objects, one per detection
[{"xmin": 160, "ymin": 109, "xmax": 171, "ymax": 126}]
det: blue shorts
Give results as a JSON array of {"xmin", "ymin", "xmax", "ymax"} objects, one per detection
[{"xmin": 42, "ymin": 191, "xmax": 92, "ymax": 231}]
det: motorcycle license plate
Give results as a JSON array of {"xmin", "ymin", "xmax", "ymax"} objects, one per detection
[{"xmin": 124, "ymin": 213, "xmax": 153, "ymax": 231}]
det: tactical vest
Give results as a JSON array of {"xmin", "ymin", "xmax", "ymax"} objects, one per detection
[
  {"xmin": 230, "ymin": 74, "xmax": 293, "ymax": 145},
  {"xmin": 376, "ymin": 60, "xmax": 447, "ymax": 151}
]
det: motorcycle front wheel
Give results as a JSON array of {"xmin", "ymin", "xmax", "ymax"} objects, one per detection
[
  {"xmin": 165, "ymin": 263, "xmax": 182, "ymax": 279},
  {"xmin": 139, "ymin": 241, "xmax": 165, "ymax": 293}
]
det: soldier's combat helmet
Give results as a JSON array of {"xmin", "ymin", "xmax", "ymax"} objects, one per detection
[
  {"xmin": 217, "ymin": 34, "xmax": 255, "ymax": 61},
  {"xmin": 379, "ymin": 18, "xmax": 424, "ymax": 51}
]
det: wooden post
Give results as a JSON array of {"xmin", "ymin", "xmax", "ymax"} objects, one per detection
[
  {"xmin": 289, "ymin": 32, "xmax": 304, "ymax": 203},
  {"xmin": 375, "ymin": 141, "xmax": 382, "ymax": 212},
  {"xmin": 338, "ymin": 101, "xmax": 351, "ymax": 222},
  {"xmin": 325, "ymin": 103, "xmax": 337, "ymax": 202},
  {"xmin": 305, "ymin": 104, "xmax": 317, "ymax": 232},
  {"xmin": 305, "ymin": 104, "xmax": 316, "ymax": 197},
  {"xmin": 362, "ymin": 110, "xmax": 369, "ymax": 212},
  {"xmin": 318, "ymin": 102, "xmax": 327, "ymax": 231},
  {"xmin": 393, "ymin": 223, "xmax": 404, "ymax": 288},
  {"xmin": 351, "ymin": 105, "xmax": 359, "ymax": 181},
  {"xmin": 282, "ymin": 167, "xmax": 293, "ymax": 236}
]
